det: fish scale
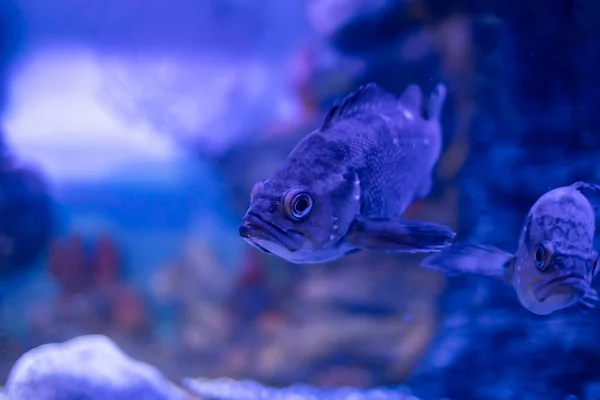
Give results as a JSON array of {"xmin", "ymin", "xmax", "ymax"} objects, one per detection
[{"xmin": 322, "ymin": 112, "xmax": 439, "ymax": 217}]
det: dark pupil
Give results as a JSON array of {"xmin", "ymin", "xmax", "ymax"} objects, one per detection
[
  {"xmin": 535, "ymin": 248, "xmax": 543, "ymax": 263},
  {"xmin": 294, "ymin": 197, "xmax": 309, "ymax": 213}
]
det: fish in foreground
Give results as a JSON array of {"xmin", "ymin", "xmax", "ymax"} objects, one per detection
[
  {"xmin": 238, "ymin": 82, "xmax": 455, "ymax": 264},
  {"xmin": 421, "ymin": 181, "xmax": 600, "ymax": 315}
]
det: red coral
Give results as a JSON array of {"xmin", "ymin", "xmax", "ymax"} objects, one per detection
[{"xmin": 43, "ymin": 232, "xmax": 148, "ymax": 336}]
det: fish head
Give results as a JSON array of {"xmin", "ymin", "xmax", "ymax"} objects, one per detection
[
  {"xmin": 513, "ymin": 190, "xmax": 597, "ymax": 314},
  {"xmin": 519, "ymin": 240, "xmax": 596, "ymax": 314},
  {"xmin": 238, "ymin": 170, "xmax": 361, "ymax": 264}
]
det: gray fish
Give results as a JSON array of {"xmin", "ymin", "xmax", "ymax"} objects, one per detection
[
  {"xmin": 421, "ymin": 181, "xmax": 600, "ymax": 315},
  {"xmin": 238, "ymin": 82, "xmax": 455, "ymax": 264}
]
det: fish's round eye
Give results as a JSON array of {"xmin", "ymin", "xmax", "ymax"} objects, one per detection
[
  {"xmin": 534, "ymin": 244, "xmax": 550, "ymax": 270},
  {"xmin": 284, "ymin": 189, "xmax": 313, "ymax": 220}
]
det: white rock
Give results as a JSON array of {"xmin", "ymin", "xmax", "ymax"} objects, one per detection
[
  {"xmin": 3, "ymin": 334, "xmax": 194, "ymax": 400},
  {"xmin": 182, "ymin": 377, "xmax": 422, "ymax": 400}
]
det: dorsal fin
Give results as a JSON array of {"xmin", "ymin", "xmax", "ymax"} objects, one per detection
[
  {"xmin": 572, "ymin": 181, "xmax": 600, "ymax": 215},
  {"xmin": 572, "ymin": 181, "xmax": 600, "ymax": 196},
  {"xmin": 320, "ymin": 83, "xmax": 397, "ymax": 130},
  {"xmin": 320, "ymin": 82, "xmax": 447, "ymax": 130},
  {"xmin": 398, "ymin": 84, "xmax": 422, "ymax": 112},
  {"xmin": 427, "ymin": 83, "xmax": 447, "ymax": 120}
]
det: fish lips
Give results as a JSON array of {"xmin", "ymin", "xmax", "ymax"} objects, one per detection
[
  {"xmin": 238, "ymin": 212, "xmax": 303, "ymax": 253},
  {"xmin": 534, "ymin": 274, "xmax": 590, "ymax": 302}
]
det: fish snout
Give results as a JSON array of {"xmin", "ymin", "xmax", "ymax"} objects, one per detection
[
  {"xmin": 238, "ymin": 224, "xmax": 251, "ymax": 238},
  {"xmin": 239, "ymin": 213, "xmax": 260, "ymax": 238}
]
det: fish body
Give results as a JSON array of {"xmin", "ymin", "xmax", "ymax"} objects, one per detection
[
  {"xmin": 421, "ymin": 182, "xmax": 600, "ymax": 315},
  {"xmin": 239, "ymin": 83, "xmax": 455, "ymax": 264}
]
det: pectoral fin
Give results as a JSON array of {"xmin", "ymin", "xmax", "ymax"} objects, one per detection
[
  {"xmin": 420, "ymin": 241, "xmax": 515, "ymax": 282},
  {"xmin": 578, "ymin": 288, "xmax": 599, "ymax": 311},
  {"xmin": 348, "ymin": 216, "xmax": 455, "ymax": 253}
]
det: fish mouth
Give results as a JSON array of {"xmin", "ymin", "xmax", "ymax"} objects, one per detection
[
  {"xmin": 237, "ymin": 232, "xmax": 272, "ymax": 254},
  {"xmin": 238, "ymin": 212, "xmax": 302, "ymax": 253},
  {"xmin": 534, "ymin": 275, "xmax": 589, "ymax": 302}
]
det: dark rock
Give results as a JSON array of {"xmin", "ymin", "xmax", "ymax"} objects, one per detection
[
  {"xmin": 306, "ymin": 0, "xmax": 416, "ymax": 54},
  {"xmin": 0, "ymin": 161, "xmax": 53, "ymax": 274}
]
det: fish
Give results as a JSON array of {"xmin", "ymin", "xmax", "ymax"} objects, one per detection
[
  {"xmin": 238, "ymin": 82, "xmax": 456, "ymax": 264},
  {"xmin": 420, "ymin": 181, "xmax": 600, "ymax": 315}
]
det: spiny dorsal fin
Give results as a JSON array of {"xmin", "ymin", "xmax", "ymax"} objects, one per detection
[
  {"xmin": 572, "ymin": 181, "xmax": 600, "ymax": 217},
  {"xmin": 398, "ymin": 84, "xmax": 422, "ymax": 112},
  {"xmin": 427, "ymin": 83, "xmax": 447, "ymax": 120},
  {"xmin": 572, "ymin": 181, "xmax": 600, "ymax": 197},
  {"xmin": 320, "ymin": 82, "xmax": 397, "ymax": 130},
  {"xmin": 320, "ymin": 82, "xmax": 447, "ymax": 130}
]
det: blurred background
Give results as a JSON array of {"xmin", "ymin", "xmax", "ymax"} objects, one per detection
[{"xmin": 0, "ymin": 1, "xmax": 599, "ymax": 399}]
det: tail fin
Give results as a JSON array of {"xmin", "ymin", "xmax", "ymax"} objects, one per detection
[{"xmin": 427, "ymin": 83, "xmax": 447, "ymax": 121}]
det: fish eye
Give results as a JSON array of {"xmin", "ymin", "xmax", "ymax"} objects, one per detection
[
  {"xmin": 534, "ymin": 244, "xmax": 550, "ymax": 270},
  {"xmin": 284, "ymin": 189, "xmax": 313, "ymax": 220}
]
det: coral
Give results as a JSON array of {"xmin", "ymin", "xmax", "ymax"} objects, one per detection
[{"xmin": 31, "ymin": 233, "xmax": 148, "ymax": 341}]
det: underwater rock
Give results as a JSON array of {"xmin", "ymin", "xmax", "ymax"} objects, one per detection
[
  {"xmin": 182, "ymin": 377, "xmax": 422, "ymax": 400},
  {"xmin": 0, "ymin": 160, "xmax": 53, "ymax": 275},
  {"xmin": 408, "ymin": 275, "xmax": 600, "ymax": 400},
  {"xmin": 297, "ymin": 28, "xmax": 444, "ymax": 111},
  {"xmin": 3, "ymin": 335, "xmax": 194, "ymax": 400},
  {"xmin": 305, "ymin": 0, "xmax": 464, "ymax": 55},
  {"xmin": 306, "ymin": 0, "xmax": 414, "ymax": 54}
]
